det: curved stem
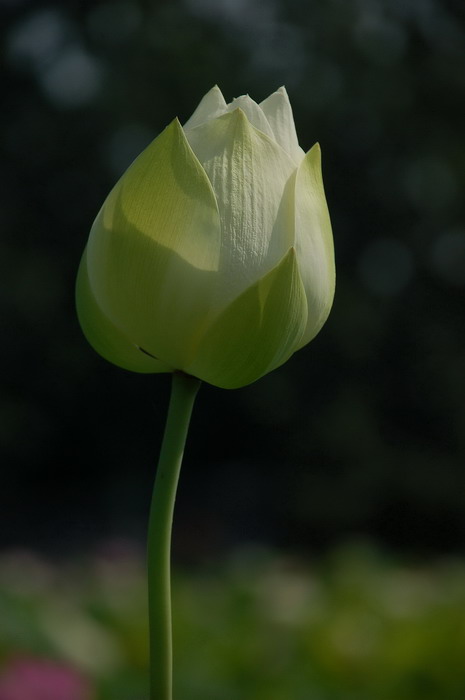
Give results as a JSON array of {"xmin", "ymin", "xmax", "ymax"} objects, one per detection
[{"xmin": 147, "ymin": 372, "xmax": 201, "ymax": 700}]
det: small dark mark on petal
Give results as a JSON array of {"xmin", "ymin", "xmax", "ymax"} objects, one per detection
[{"xmin": 137, "ymin": 346, "xmax": 159, "ymax": 360}]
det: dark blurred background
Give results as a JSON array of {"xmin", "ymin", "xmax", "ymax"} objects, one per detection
[{"xmin": 1, "ymin": 0, "xmax": 464, "ymax": 562}]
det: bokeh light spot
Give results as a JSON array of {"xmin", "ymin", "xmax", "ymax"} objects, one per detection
[
  {"xmin": 37, "ymin": 46, "xmax": 104, "ymax": 108},
  {"xmin": 6, "ymin": 9, "xmax": 70, "ymax": 69}
]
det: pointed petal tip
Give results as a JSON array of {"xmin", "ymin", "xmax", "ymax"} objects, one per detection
[
  {"xmin": 226, "ymin": 105, "xmax": 249, "ymax": 126},
  {"xmin": 210, "ymin": 84, "xmax": 225, "ymax": 97},
  {"xmin": 282, "ymin": 246, "xmax": 297, "ymax": 262},
  {"xmin": 307, "ymin": 142, "xmax": 322, "ymax": 164},
  {"xmin": 282, "ymin": 246, "xmax": 301, "ymax": 278},
  {"xmin": 231, "ymin": 92, "xmax": 250, "ymax": 101},
  {"xmin": 234, "ymin": 106, "xmax": 247, "ymax": 119},
  {"xmin": 183, "ymin": 86, "xmax": 228, "ymax": 130},
  {"xmin": 165, "ymin": 116, "xmax": 188, "ymax": 142},
  {"xmin": 269, "ymin": 86, "xmax": 289, "ymax": 101}
]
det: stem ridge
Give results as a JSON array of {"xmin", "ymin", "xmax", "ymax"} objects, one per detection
[{"xmin": 147, "ymin": 373, "xmax": 201, "ymax": 700}]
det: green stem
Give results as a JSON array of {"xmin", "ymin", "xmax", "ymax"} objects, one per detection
[{"xmin": 147, "ymin": 372, "xmax": 201, "ymax": 700}]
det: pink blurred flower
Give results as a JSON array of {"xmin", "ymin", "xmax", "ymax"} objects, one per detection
[{"xmin": 0, "ymin": 657, "xmax": 93, "ymax": 700}]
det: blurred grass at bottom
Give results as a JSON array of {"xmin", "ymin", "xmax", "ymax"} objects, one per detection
[{"xmin": 0, "ymin": 540, "xmax": 464, "ymax": 700}]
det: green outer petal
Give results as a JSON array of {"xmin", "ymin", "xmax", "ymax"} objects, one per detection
[
  {"xmin": 86, "ymin": 118, "xmax": 222, "ymax": 371},
  {"xmin": 293, "ymin": 143, "xmax": 335, "ymax": 349},
  {"xmin": 260, "ymin": 87, "xmax": 305, "ymax": 164},
  {"xmin": 183, "ymin": 85, "xmax": 227, "ymax": 130},
  {"xmin": 76, "ymin": 248, "xmax": 170, "ymax": 373},
  {"xmin": 186, "ymin": 248, "xmax": 308, "ymax": 389},
  {"xmin": 185, "ymin": 108, "xmax": 298, "ymax": 310}
]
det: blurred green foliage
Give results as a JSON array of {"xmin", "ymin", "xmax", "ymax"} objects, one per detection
[
  {"xmin": 1, "ymin": 542, "xmax": 465, "ymax": 699},
  {"xmin": 1, "ymin": 0, "xmax": 465, "ymax": 555}
]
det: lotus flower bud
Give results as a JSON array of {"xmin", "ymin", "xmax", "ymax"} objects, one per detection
[{"xmin": 76, "ymin": 87, "xmax": 335, "ymax": 389}]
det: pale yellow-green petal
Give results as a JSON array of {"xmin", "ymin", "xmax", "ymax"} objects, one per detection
[
  {"xmin": 186, "ymin": 249, "xmax": 307, "ymax": 389},
  {"xmin": 293, "ymin": 143, "xmax": 335, "ymax": 348},
  {"xmin": 183, "ymin": 85, "xmax": 227, "ymax": 130},
  {"xmin": 86, "ymin": 118, "xmax": 222, "ymax": 370},
  {"xmin": 226, "ymin": 95, "xmax": 274, "ymax": 139},
  {"xmin": 259, "ymin": 87, "xmax": 305, "ymax": 164},
  {"xmin": 76, "ymin": 248, "xmax": 170, "ymax": 373},
  {"xmin": 185, "ymin": 109, "xmax": 298, "ymax": 309}
]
